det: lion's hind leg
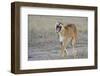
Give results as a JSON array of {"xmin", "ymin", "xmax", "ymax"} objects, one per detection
[{"xmin": 71, "ymin": 36, "xmax": 77, "ymax": 58}]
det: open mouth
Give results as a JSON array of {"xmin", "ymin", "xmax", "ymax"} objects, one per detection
[{"xmin": 56, "ymin": 25, "xmax": 61, "ymax": 32}]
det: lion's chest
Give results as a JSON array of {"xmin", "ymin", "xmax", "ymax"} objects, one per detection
[{"xmin": 58, "ymin": 33, "xmax": 64, "ymax": 42}]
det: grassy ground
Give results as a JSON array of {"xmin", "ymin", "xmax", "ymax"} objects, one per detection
[{"xmin": 28, "ymin": 15, "xmax": 88, "ymax": 61}]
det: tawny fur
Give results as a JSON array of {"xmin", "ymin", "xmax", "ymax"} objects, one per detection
[{"xmin": 56, "ymin": 23, "xmax": 77, "ymax": 57}]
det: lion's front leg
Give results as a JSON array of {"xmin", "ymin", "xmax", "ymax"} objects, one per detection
[
  {"xmin": 60, "ymin": 40, "xmax": 67, "ymax": 57},
  {"xmin": 60, "ymin": 42, "xmax": 65, "ymax": 57}
]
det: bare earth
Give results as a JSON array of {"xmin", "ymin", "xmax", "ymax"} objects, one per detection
[{"xmin": 28, "ymin": 32, "xmax": 88, "ymax": 61}]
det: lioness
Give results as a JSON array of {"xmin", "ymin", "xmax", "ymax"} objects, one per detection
[{"xmin": 55, "ymin": 22, "xmax": 77, "ymax": 57}]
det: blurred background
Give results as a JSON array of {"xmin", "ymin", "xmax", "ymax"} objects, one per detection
[{"xmin": 28, "ymin": 15, "xmax": 88, "ymax": 61}]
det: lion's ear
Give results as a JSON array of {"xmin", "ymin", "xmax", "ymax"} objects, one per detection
[{"xmin": 58, "ymin": 22, "xmax": 63, "ymax": 25}]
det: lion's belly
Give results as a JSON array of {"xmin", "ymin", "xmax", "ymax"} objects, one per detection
[{"xmin": 58, "ymin": 32, "xmax": 72, "ymax": 45}]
